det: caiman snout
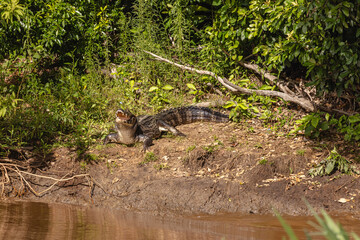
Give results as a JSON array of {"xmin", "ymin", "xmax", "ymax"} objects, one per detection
[{"xmin": 115, "ymin": 109, "xmax": 137, "ymax": 126}]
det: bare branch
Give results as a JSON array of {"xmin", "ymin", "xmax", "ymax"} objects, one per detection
[{"xmin": 143, "ymin": 50, "xmax": 315, "ymax": 112}]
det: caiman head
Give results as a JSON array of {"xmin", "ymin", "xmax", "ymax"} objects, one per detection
[
  {"xmin": 104, "ymin": 108, "xmax": 138, "ymax": 145},
  {"xmin": 109, "ymin": 108, "xmax": 139, "ymax": 145},
  {"xmin": 115, "ymin": 108, "xmax": 137, "ymax": 127}
]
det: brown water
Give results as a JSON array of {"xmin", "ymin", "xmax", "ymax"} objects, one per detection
[{"xmin": 0, "ymin": 201, "xmax": 359, "ymax": 240}]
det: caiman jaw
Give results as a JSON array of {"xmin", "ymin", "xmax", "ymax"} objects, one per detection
[{"xmin": 115, "ymin": 109, "xmax": 136, "ymax": 126}]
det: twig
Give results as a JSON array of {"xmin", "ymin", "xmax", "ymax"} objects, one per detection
[{"xmin": 143, "ymin": 50, "xmax": 315, "ymax": 112}]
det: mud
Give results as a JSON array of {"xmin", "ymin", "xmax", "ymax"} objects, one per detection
[{"xmin": 4, "ymin": 120, "xmax": 360, "ymax": 217}]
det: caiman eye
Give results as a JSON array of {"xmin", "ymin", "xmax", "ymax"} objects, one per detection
[{"xmin": 126, "ymin": 117, "xmax": 135, "ymax": 124}]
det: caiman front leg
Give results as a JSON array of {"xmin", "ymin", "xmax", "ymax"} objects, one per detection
[
  {"xmin": 158, "ymin": 120, "xmax": 186, "ymax": 137},
  {"xmin": 103, "ymin": 133, "xmax": 119, "ymax": 145},
  {"xmin": 136, "ymin": 134, "xmax": 153, "ymax": 152}
]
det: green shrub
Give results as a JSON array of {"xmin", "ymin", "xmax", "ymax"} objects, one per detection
[{"xmin": 309, "ymin": 147, "xmax": 359, "ymax": 177}]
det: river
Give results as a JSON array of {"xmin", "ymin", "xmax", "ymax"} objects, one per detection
[{"xmin": 0, "ymin": 201, "xmax": 359, "ymax": 240}]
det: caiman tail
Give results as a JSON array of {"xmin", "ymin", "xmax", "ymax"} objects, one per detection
[{"xmin": 157, "ymin": 106, "xmax": 229, "ymax": 127}]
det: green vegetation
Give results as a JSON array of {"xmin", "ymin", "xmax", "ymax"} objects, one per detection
[
  {"xmin": 296, "ymin": 149, "xmax": 305, "ymax": 156},
  {"xmin": 153, "ymin": 162, "xmax": 170, "ymax": 171},
  {"xmin": 79, "ymin": 161, "xmax": 88, "ymax": 171},
  {"xmin": 202, "ymin": 136, "xmax": 223, "ymax": 153},
  {"xmin": 186, "ymin": 145, "xmax": 196, "ymax": 153},
  {"xmin": 139, "ymin": 152, "xmax": 158, "ymax": 166},
  {"xmin": 258, "ymin": 158, "xmax": 268, "ymax": 165},
  {"xmin": 309, "ymin": 147, "xmax": 359, "ymax": 177},
  {"xmin": 254, "ymin": 142, "xmax": 263, "ymax": 149},
  {"xmin": 291, "ymin": 112, "xmax": 332, "ymax": 138},
  {"xmin": 202, "ymin": 144, "xmax": 217, "ymax": 153},
  {"xmin": 276, "ymin": 204, "xmax": 360, "ymax": 240},
  {"xmin": 106, "ymin": 159, "xmax": 119, "ymax": 174},
  {"xmin": 1, "ymin": 0, "xmax": 360, "ymax": 165}
]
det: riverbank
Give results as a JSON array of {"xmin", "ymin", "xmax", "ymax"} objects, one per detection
[{"xmin": 6, "ymin": 119, "xmax": 357, "ymax": 217}]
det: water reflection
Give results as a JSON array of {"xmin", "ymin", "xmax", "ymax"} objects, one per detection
[{"xmin": 0, "ymin": 201, "xmax": 359, "ymax": 240}]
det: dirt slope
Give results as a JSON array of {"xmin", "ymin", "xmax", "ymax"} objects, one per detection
[{"xmin": 16, "ymin": 120, "xmax": 360, "ymax": 216}]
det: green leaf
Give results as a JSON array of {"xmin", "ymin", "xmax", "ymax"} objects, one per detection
[
  {"xmin": 223, "ymin": 101, "xmax": 235, "ymax": 109},
  {"xmin": 304, "ymin": 125, "xmax": 314, "ymax": 136},
  {"xmin": 302, "ymin": 25, "xmax": 307, "ymax": 34},
  {"xmin": 212, "ymin": 0, "xmax": 222, "ymax": 6},
  {"xmin": 149, "ymin": 86, "xmax": 158, "ymax": 92},
  {"xmin": 325, "ymin": 113, "xmax": 330, "ymax": 121},
  {"xmin": 186, "ymin": 83, "xmax": 197, "ymax": 90},
  {"xmin": 320, "ymin": 122, "xmax": 329, "ymax": 131},
  {"xmin": 348, "ymin": 115, "xmax": 360, "ymax": 123},
  {"xmin": 251, "ymin": 106, "xmax": 259, "ymax": 113},
  {"xmin": 311, "ymin": 117, "xmax": 319, "ymax": 128},
  {"xmin": 33, "ymin": 52, "xmax": 41, "ymax": 59},
  {"xmin": 0, "ymin": 107, "xmax": 7, "ymax": 118},
  {"xmin": 342, "ymin": 1, "xmax": 351, "ymax": 8},
  {"xmin": 325, "ymin": 160, "xmax": 335, "ymax": 175},
  {"xmin": 232, "ymin": 40, "xmax": 239, "ymax": 49},
  {"xmin": 238, "ymin": 103, "xmax": 248, "ymax": 110},
  {"xmin": 129, "ymin": 80, "xmax": 135, "ymax": 88},
  {"xmin": 162, "ymin": 84, "xmax": 174, "ymax": 91}
]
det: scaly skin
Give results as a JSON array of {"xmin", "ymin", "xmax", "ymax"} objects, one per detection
[{"xmin": 104, "ymin": 106, "xmax": 229, "ymax": 151}]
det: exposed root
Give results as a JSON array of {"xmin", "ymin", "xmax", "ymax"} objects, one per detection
[{"xmin": 0, "ymin": 162, "xmax": 89, "ymax": 197}]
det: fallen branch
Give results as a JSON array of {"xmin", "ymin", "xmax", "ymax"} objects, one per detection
[{"xmin": 143, "ymin": 50, "xmax": 315, "ymax": 112}]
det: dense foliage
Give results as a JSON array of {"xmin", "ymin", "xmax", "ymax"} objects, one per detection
[
  {"xmin": 1, "ymin": 0, "xmax": 360, "ymax": 155},
  {"xmin": 207, "ymin": 0, "xmax": 360, "ymax": 95}
]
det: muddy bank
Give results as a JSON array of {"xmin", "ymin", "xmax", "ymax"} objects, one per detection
[{"xmin": 3, "ymin": 121, "xmax": 360, "ymax": 216}]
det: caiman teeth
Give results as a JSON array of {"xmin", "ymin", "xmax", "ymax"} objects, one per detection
[{"xmin": 116, "ymin": 110, "xmax": 130, "ymax": 121}]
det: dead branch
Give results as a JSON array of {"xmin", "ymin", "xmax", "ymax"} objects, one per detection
[{"xmin": 143, "ymin": 50, "xmax": 315, "ymax": 112}]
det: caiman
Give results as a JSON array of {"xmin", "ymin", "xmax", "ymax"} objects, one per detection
[{"xmin": 104, "ymin": 106, "xmax": 230, "ymax": 151}]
